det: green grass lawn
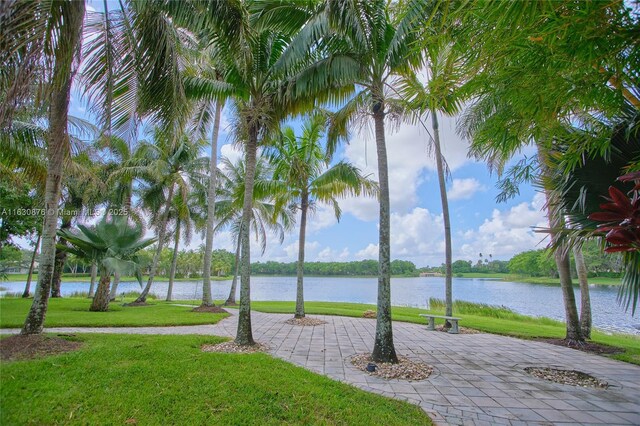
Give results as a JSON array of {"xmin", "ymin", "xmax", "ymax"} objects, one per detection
[
  {"xmin": 243, "ymin": 300, "xmax": 640, "ymax": 365},
  {"xmin": 457, "ymin": 272, "xmax": 621, "ymax": 286},
  {"xmin": 0, "ymin": 297, "xmax": 228, "ymax": 328},
  {"xmin": 1, "ymin": 334, "xmax": 431, "ymax": 425}
]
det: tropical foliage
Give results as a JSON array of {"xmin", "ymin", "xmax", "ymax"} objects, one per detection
[
  {"xmin": 57, "ymin": 216, "xmax": 156, "ymax": 311},
  {"xmin": 1, "ymin": 0, "xmax": 637, "ymax": 359}
]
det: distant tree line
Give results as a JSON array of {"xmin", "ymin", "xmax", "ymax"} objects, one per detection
[
  {"xmin": 252, "ymin": 259, "xmax": 417, "ymax": 277},
  {"xmin": 4, "ymin": 241, "xmax": 619, "ymax": 280},
  {"xmin": 419, "ymin": 241, "xmax": 621, "ymax": 278}
]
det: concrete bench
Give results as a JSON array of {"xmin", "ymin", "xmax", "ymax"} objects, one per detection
[{"xmin": 418, "ymin": 314, "xmax": 461, "ymax": 334}]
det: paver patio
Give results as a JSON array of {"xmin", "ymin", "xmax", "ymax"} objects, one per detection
[{"xmin": 4, "ymin": 310, "xmax": 640, "ymax": 425}]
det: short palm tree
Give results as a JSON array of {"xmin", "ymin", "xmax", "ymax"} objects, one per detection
[
  {"xmin": 165, "ymin": 184, "xmax": 207, "ymax": 302},
  {"xmin": 266, "ymin": 114, "xmax": 378, "ymax": 319},
  {"xmin": 113, "ymin": 130, "xmax": 208, "ymax": 304},
  {"xmin": 4, "ymin": 0, "xmax": 192, "ymax": 334},
  {"xmin": 215, "ymin": 155, "xmax": 295, "ymax": 305},
  {"xmin": 57, "ymin": 216, "xmax": 156, "ymax": 312}
]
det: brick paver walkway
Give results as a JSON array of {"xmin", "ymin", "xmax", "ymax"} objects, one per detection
[{"xmin": 4, "ymin": 310, "xmax": 640, "ymax": 425}]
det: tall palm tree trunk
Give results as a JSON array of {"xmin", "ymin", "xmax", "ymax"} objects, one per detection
[
  {"xmin": 166, "ymin": 219, "xmax": 181, "ymax": 302},
  {"xmin": 555, "ymin": 249, "xmax": 583, "ymax": 341},
  {"xmin": 201, "ymin": 102, "xmax": 223, "ymax": 307},
  {"xmin": 110, "ymin": 185, "xmax": 132, "ymax": 301},
  {"xmin": 225, "ymin": 235, "xmax": 241, "ymax": 305},
  {"xmin": 51, "ymin": 218, "xmax": 72, "ymax": 297},
  {"xmin": 22, "ymin": 233, "xmax": 41, "ymax": 298},
  {"xmin": 88, "ymin": 262, "xmax": 97, "ymax": 297},
  {"xmin": 109, "ymin": 271, "xmax": 120, "ymax": 300},
  {"xmin": 371, "ymin": 106, "xmax": 398, "ymax": 363},
  {"xmin": 21, "ymin": 0, "xmax": 85, "ymax": 334},
  {"xmin": 431, "ymin": 110, "xmax": 453, "ymax": 321},
  {"xmin": 91, "ymin": 267, "xmax": 111, "ymax": 312},
  {"xmin": 133, "ymin": 184, "xmax": 175, "ymax": 304},
  {"xmin": 294, "ymin": 190, "xmax": 309, "ymax": 318},
  {"xmin": 539, "ymin": 151, "xmax": 583, "ymax": 342},
  {"xmin": 235, "ymin": 124, "xmax": 257, "ymax": 346},
  {"xmin": 574, "ymin": 246, "xmax": 592, "ymax": 338}
]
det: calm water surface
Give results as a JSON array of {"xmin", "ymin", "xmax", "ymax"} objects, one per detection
[{"xmin": 2, "ymin": 276, "xmax": 638, "ymax": 335}]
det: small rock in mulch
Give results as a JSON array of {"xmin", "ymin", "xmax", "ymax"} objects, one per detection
[
  {"xmin": 284, "ymin": 317, "xmax": 327, "ymax": 326},
  {"xmin": 537, "ymin": 338, "xmax": 623, "ymax": 355},
  {"xmin": 0, "ymin": 334, "xmax": 83, "ymax": 361},
  {"xmin": 202, "ymin": 341, "xmax": 269, "ymax": 354},
  {"xmin": 524, "ymin": 367, "xmax": 608, "ymax": 389},
  {"xmin": 362, "ymin": 310, "xmax": 376, "ymax": 318},
  {"xmin": 191, "ymin": 305, "xmax": 228, "ymax": 314},
  {"xmin": 351, "ymin": 353, "xmax": 433, "ymax": 381},
  {"xmin": 434, "ymin": 324, "xmax": 480, "ymax": 334}
]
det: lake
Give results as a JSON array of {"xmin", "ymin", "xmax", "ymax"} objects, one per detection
[{"xmin": 2, "ymin": 276, "xmax": 638, "ymax": 335}]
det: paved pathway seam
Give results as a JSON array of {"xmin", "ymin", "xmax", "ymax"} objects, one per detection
[{"xmin": 3, "ymin": 310, "xmax": 639, "ymax": 426}]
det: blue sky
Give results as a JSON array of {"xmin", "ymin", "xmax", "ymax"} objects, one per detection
[
  {"xmin": 60, "ymin": 1, "xmax": 551, "ymax": 268},
  {"xmin": 178, "ymin": 107, "xmax": 548, "ymax": 268}
]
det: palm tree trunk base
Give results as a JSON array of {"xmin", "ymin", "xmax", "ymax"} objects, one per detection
[
  {"xmin": 234, "ymin": 337, "xmax": 256, "ymax": 346},
  {"xmin": 371, "ymin": 345, "xmax": 399, "ymax": 364},
  {"xmin": 224, "ymin": 300, "xmax": 237, "ymax": 306},
  {"xmin": 294, "ymin": 313, "xmax": 305, "ymax": 319}
]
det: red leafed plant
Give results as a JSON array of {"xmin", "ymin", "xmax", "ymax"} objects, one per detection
[{"xmin": 588, "ymin": 172, "xmax": 640, "ymax": 252}]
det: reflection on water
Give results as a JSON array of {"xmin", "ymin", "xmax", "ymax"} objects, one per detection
[{"xmin": 1, "ymin": 276, "xmax": 637, "ymax": 335}]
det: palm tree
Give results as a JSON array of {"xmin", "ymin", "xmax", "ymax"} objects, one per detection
[
  {"xmin": 214, "ymin": 155, "xmax": 295, "ymax": 306},
  {"xmin": 165, "ymin": 185, "xmax": 207, "ymax": 302},
  {"xmin": 3, "ymin": 0, "xmax": 194, "ymax": 334},
  {"xmin": 185, "ymin": 3, "xmax": 347, "ymax": 346},
  {"xmin": 22, "ymin": 232, "xmax": 40, "ymax": 298},
  {"xmin": 117, "ymin": 130, "xmax": 207, "ymax": 304},
  {"xmin": 399, "ymin": 40, "xmax": 465, "ymax": 323},
  {"xmin": 279, "ymin": 0, "xmax": 439, "ymax": 362},
  {"xmin": 546, "ymin": 111, "xmax": 639, "ymax": 319},
  {"xmin": 13, "ymin": 0, "xmax": 86, "ymax": 334},
  {"xmin": 455, "ymin": 0, "xmax": 638, "ymax": 341},
  {"xmin": 57, "ymin": 216, "xmax": 155, "ymax": 311},
  {"xmin": 51, "ymin": 152, "xmax": 103, "ymax": 298},
  {"xmin": 266, "ymin": 114, "xmax": 378, "ymax": 319},
  {"xmin": 199, "ymin": 100, "xmax": 223, "ymax": 307}
]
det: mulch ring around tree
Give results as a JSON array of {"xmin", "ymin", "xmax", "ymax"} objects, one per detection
[
  {"xmin": 284, "ymin": 317, "xmax": 327, "ymax": 326},
  {"xmin": 0, "ymin": 334, "xmax": 83, "ymax": 361},
  {"xmin": 524, "ymin": 367, "xmax": 609, "ymax": 389},
  {"xmin": 536, "ymin": 338, "xmax": 624, "ymax": 356},
  {"xmin": 434, "ymin": 324, "xmax": 480, "ymax": 334},
  {"xmin": 202, "ymin": 341, "xmax": 270, "ymax": 354},
  {"xmin": 191, "ymin": 305, "xmax": 228, "ymax": 314},
  {"xmin": 351, "ymin": 353, "xmax": 433, "ymax": 381}
]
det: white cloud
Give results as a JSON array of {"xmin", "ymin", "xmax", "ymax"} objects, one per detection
[
  {"xmin": 350, "ymin": 193, "xmax": 548, "ymax": 267},
  {"xmin": 219, "ymin": 143, "xmax": 243, "ymax": 166},
  {"xmin": 356, "ymin": 243, "xmax": 379, "ymax": 259},
  {"xmin": 458, "ymin": 192, "xmax": 548, "ymax": 261},
  {"xmin": 448, "ymin": 178, "xmax": 486, "ymax": 200},
  {"xmin": 307, "ymin": 205, "xmax": 339, "ymax": 233},
  {"xmin": 317, "ymin": 247, "xmax": 351, "ymax": 262},
  {"xmin": 353, "ymin": 207, "xmax": 445, "ymax": 264},
  {"xmin": 340, "ymin": 111, "xmax": 473, "ymax": 220}
]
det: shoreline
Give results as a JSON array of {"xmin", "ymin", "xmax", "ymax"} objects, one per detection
[{"xmin": 3, "ymin": 272, "xmax": 621, "ymax": 287}]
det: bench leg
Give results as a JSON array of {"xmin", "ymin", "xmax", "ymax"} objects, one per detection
[
  {"xmin": 448, "ymin": 320, "xmax": 459, "ymax": 334},
  {"xmin": 427, "ymin": 317, "xmax": 435, "ymax": 331}
]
